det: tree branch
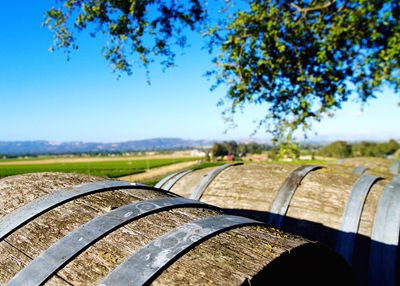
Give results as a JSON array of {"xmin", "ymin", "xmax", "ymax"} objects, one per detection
[{"xmin": 290, "ymin": 0, "xmax": 337, "ymax": 13}]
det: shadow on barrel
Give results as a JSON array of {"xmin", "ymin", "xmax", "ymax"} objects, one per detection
[{"xmin": 223, "ymin": 208, "xmax": 399, "ymax": 286}]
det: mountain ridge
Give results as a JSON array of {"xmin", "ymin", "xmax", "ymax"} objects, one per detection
[{"xmin": 0, "ymin": 138, "xmax": 215, "ymax": 156}]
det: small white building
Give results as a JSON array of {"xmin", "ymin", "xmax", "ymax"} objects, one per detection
[{"xmin": 191, "ymin": 149, "xmax": 206, "ymax": 157}]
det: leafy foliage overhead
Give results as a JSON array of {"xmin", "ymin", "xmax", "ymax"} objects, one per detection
[
  {"xmin": 45, "ymin": 0, "xmax": 400, "ymax": 140},
  {"xmin": 45, "ymin": 0, "xmax": 206, "ymax": 75},
  {"xmin": 209, "ymin": 0, "xmax": 399, "ymax": 139}
]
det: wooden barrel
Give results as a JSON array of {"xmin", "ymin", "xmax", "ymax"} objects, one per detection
[
  {"xmin": 336, "ymin": 157, "xmax": 395, "ymax": 177},
  {"xmin": 163, "ymin": 163, "xmax": 399, "ymax": 286},
  {"xmin": 0, "ymin": 172, "xmax": 353, "ymax": 286}
]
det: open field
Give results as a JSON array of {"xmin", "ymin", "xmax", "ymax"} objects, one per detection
[
  {"xmin": 0, "ymin": 150, "xmax": 197, "ymax": 165},
  {"xmin": 0, "ymin": 156, "xmax": 200, "ymax": 178}
]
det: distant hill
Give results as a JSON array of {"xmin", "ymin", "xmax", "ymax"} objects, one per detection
[{"xmin": 0, "ymin": 138, "xmax": 214, "ymax": 156}]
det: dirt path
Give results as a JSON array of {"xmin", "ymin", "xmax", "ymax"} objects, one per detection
[{"xmin": 118, "ymin": 160, "xmax": 200, "ymax": 182}]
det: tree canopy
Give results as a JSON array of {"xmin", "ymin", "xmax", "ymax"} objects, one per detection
[
  {"xmin": 45, "ymin": 0, "xmax": 400, "ymax": 140},
  {"xmin": 211, "ymin": 141, "xmax": 267, "ymax": 157},
  {"xmin": 318, "ymin": 139, "xmax": 399, "ymax": 157}
]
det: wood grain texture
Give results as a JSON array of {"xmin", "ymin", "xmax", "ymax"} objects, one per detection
[
  {"xmin": 358, "ymin": 180, "xmax": 386, "ymax": 237},
  {"xmin": 165, "ymin": 162, "xmax": 400, "ymax": 285},
  {"xmin": 169, "ymin": 168, "xmax": 213, "ymax": 198},
  {"xmin": 169, "ymin": 163, "xmax": 388, "ymax": 248},
  {"xmin": 337, "ymin": 157, "xmax": 394, "ymax": 178},
  {"xmin": 0, "ymin": 172, "xmax": 351, "ymax": 285},
  {"xmin": 0, "ymin": 172, "xmax": 101, "ymax": 218},
  {"xmin": 182, "ymin": 163, "xmax": 299, "ymax": 212}
]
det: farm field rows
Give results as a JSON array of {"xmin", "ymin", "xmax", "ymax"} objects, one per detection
[
  {"xmin": 0, "ymin": 157, "xmax": 200, "ymax": 178},
  {"xmin": 0, "ymin": 151, "xmax": 197, "ymax": 165}
]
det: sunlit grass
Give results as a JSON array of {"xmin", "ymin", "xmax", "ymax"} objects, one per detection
[{"xmin": 0, "ymin": 157, "xmax": 198, "ymax": 178}]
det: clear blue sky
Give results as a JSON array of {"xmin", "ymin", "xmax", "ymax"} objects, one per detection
[{"xmin": 0, "ymin": 1, "xmax": 398, "ymax": 143}]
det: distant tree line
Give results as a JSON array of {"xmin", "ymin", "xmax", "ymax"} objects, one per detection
[
  {"xmin": 269, "ymin": 141, "xmax": 302, "ymax": 160},
  {"xmin": 0, "ymin": 147, "xmax": 195, "ymax": 159},
  {"xmin": 318, "ymin": 139, "xmax": 399, "ymax": 158},
  {"xmin": 211, "ymin": 141, "xmax": 269, "ymax": 158}
]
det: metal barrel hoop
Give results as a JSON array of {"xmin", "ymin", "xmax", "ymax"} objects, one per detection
[
  {"xmin": 368, "ymin": 175, "xmax": 400, "ymax": 286},
  {"xmin": 155, "ymin": 169, "xmax": 193, "ymax": 191},
  {"xmin": 336, "ymin": 174, "xmax": 382, "ymax": 264},
  {"xmin": 162, "ymin": 169, "xmax": 193, "ymax": 191},
  {"xmin": 99, "ymin": 215, "xmax": 264, "ymax": 286},
  {"xmin": 352, "ymin": 166, "xmax": 369, "ymax": 175},
  {"xmin": 6, "ymin": 198, "xmax": 219, "ymax": 286},
  {"xmin": 154, "ymin": 171, "xmax": 184, "ymax": 189},
  {"xmin": 267, "ymin": 165, "xmax": 323, "ymax": 228},
  {"xmin": 0, "ymin": 180, "xmax": 178, "ymax": 242},
  {"xmin": 189, "ymin": 162, "xmax": 244, "ymax": 201}
]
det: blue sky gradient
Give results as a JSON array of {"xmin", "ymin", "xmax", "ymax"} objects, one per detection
[{"xmin": 0, "ymin": 1, "xmax": 398, "ymax": 142}]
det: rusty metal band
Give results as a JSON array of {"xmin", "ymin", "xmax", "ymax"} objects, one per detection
[
  {"xmin": 99, "ymin": 215, "xmax": 264, "ymax": 286},
  {"xmin": 368, "ymin": 175, "xmax": 400, "ymax": 286},
  {"xmin": 162, "ymin": 169, "xmax": 193, "ymax": 191},
  {"xmin": 0, "ymin": 181, "xmax": 167, "ymax": 242},
  {"xmin": 6, "ymin": 197, "xmax": 217, "ymax": 286},
  {"xmin": 267, "ymin": 165, "xmax": 322, "ymax": 228},
  {"xmin": 389, "ymin": 160, "xmax": 400, "ymax": 175},
  {"xmin": 189, "ymin": 162, "xmax": 243, "ymax": 200},
  {"xmin": 352, "ymin": 166, "xmax": 368, "ymax": 175},
  {"xmin": 154, "ymin": 169, "xmax": 192, "ymax": 191},
  {"xmin": 336, "ymin": 174, "xmax": 382, "ymax": 264}
]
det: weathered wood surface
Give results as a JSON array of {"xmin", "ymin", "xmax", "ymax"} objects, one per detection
[
  {"xmin": 0, "ymin": 172, "xmax": 352, "ymax": 285},
  {"xmin": 335, "ymin": 157, "xmax": 394, "ymax": 177},
  {"xmin": 170, "ymin": 163, "xmax": 300, "ymax": 211},
  {"xmin": 169, "ymin": 163, "xmax": 388, "ymax": 246},
  {"xmin": 168, "ymin": 167, "xmax": 214, "ymax": 198},
  {"xmin": 159, "ymin": 162, "xmax": 400, "ymax": 286}
]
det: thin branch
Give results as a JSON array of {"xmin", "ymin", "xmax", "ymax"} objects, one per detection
[{"xmin": 290, "ymin": 0, "xmax": 337, "ymax": 13}]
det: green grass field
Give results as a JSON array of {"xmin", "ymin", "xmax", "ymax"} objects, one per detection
[{"xmin": 0, "ymin": 157, "xmax": 198, "ymax": 178}]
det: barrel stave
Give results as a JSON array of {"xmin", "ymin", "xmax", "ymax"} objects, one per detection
[
  {"xmin": 0, "ymin": 174, "xmax": 173, "ymax": 283},
  {"xmin": 3, "ymin": 190, "xmax": 165, "ymax": 262},
  {"xmin": 189, "ymin": 164, "xmax": 299, "ymax": 212},
  {"xmin": 153, "ymin": 225, "xmax": 304, "ymax": 285},
  {"xmin": 0, "ymin": 173, "xmax": 101, "ymax": 218},
  {"xmin": 169, "ymin": 168, "xmax": 213, "ymax": 198},
  {"xmin": 336, "ymin": 157, "xmax": 394, "ymax": 178},
  {"xmin": 153, "ymin": 225, "xmax": 354, "ymax": 286},
  {"xmin": 50, "ymin": 207, "xmax": 219, "ymax": 285},
  {"xmin": 358, "ymin": 180, "xmax": 386, "ymax": 237},
  {"xmin": 287, "ymin": 167, "xmax": 357, "ymax": 232}
]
